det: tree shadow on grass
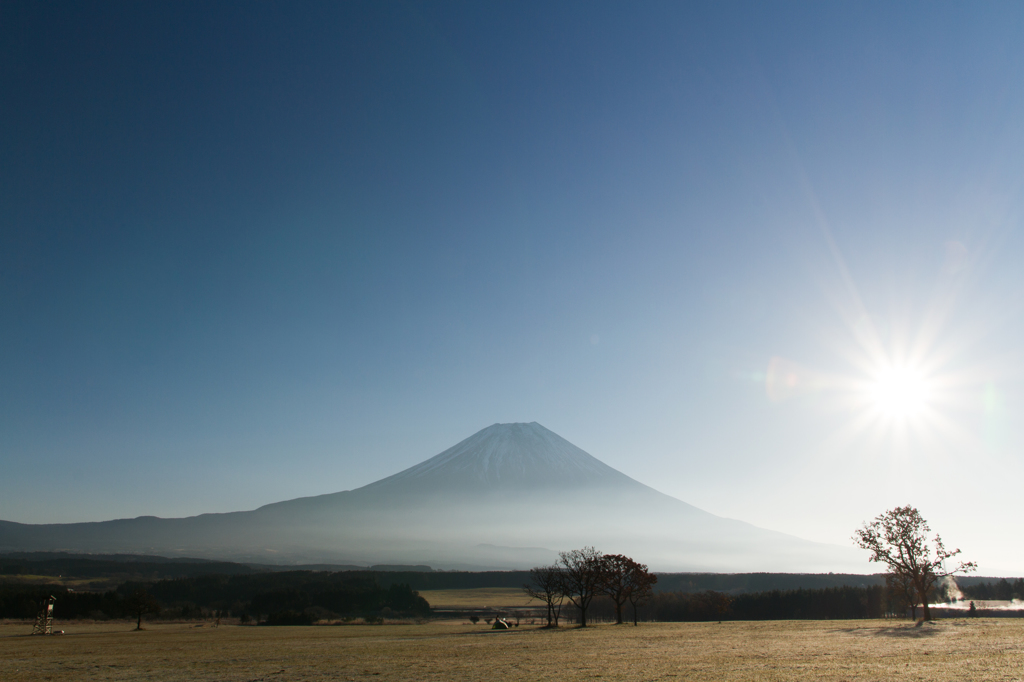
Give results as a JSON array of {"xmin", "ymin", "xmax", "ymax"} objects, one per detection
[{"xmin": 831, "ymin": 623, "xmax": 944, "ymax": 639}]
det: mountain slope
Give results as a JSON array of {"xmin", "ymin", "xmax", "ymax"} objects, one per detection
[
  {"xmin": 362, "ymin": 422, "xmax": 640, "ymax": 493},
  {"xmin": 0, "ymin": 422, "xmax": 865, "ymax": 572}
]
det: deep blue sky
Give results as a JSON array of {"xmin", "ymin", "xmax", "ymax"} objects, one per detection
[{"xmin": 3, "ymin": 2, "xmax": 1024, "ymax": 571}]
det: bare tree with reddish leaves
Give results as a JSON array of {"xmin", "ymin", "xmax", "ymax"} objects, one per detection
[
  {"xmin": 625, "ymin": 561, "xmax": 657, "ymax": 626},
  {"xmin": 600, "ymin": 554, "xmax": 657, "ymax": 625},
  {"xmin": 854, "ymin": 505, "xmax": 975, "ymax": 622}
]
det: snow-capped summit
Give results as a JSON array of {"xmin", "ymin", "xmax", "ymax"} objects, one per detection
[{"xmin": 361, "ymin": 422, "xmax": 639, "ymax": 493}]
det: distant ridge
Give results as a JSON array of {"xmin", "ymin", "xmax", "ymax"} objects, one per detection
[{"xmin": 0, "ymin": 422, "xmax": 866, "ymax": 572}]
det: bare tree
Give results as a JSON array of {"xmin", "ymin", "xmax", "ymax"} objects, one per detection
[
  {"xmin": 854, "ymin": 505, "xmax": 975, "ymax": 621},
  {"xmin": 558, "ymin": 547, "xmax": 605, "ymax": 627},
  {"xmin": 524, "ymin": 564, "xmax": 565, "ymax": 627},
  {"xmin": 123, "ymin": 589, "xmax": 161, "ymax": 630}
]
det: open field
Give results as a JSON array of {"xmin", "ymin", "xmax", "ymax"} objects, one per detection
[
  {"xmin": 418, "ymin": 587, "xmax": 541, "ymax": 609},
  {"xmin": 1, "ymin": 575, "xmax": 118, "ymax": 590},
  {"xmin": 4, "ymin": 618, "xmax": 1024, "ymax": 681}
]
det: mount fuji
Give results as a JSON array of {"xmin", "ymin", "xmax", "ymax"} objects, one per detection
[{"xmin": 0, "ymin": 423, "xmax": 863, "ymax": 571}]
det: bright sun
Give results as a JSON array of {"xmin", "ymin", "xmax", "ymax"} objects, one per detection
[{"xmin": 869, "ymin": 366, "xmax": 930, "ymax": 418}]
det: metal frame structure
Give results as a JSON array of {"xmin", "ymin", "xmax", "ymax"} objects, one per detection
[{"xmin": 31, "ymin": 595, "xmax": 56, "ymax": 635}]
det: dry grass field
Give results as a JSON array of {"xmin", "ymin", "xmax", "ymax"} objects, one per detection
[
  {"xmin": 4, "ymin": 617, "xmax": 1024, "ymax": 681},
  {"xmin": 417, "ymin": 587, "xmax": 542, "ymax": 609}
]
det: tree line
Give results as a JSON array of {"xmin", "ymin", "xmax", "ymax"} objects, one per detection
[
  {"xmin": 0, "ymin": 555, "xmax": 258, "ymax": 580},
  {"xmin": 638, "ymin": 585, "xmax": 887, "ymax": 621},
  {"xmin": 0, "ymin": 571, "xmax": 429, "ymax": 624},
  {"xmin": 3, "ymin": 573, "xmax": 948, "ymax": 626},
  {"xmin": 525, "ymin": 547, "xmax": 926, "ymax": 625},
  {"xmin": 524, "ymin": 548, "xmax": 658, "ymax": 627},
  {"xmin": 961, "ymin": 578, "xmax": 1024, "ymax": 602},
  {"xmin": 0, "ymin": 584, "xmax": 126, "ymax": 621},
  {"xmin": 131, "ymin": 571, "xmax": 429, "ymax": 620},
  {"xmin": 524, "ymin": 580, "xmax": 893, "ymax": 623}
]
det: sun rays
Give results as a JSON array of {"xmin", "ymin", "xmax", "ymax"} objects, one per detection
[{"xmin": 759, "ymin": 231, "xmax": 1004, "ymax": 466}]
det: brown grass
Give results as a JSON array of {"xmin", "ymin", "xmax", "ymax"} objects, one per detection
[
  {"xmin": 3, "ymin": 618, "xmax": 1023, "ymax": 681},
  {"xmin": 418, "ymin": 587, "xmax": 541, "ymax": 608}
]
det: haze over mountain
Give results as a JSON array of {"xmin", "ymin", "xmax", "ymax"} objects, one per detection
[{"xmin": 0, "ymin": 423, "xmax": 863, "ymax": 572}]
